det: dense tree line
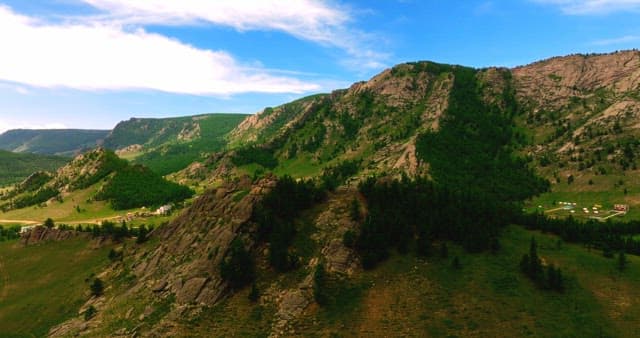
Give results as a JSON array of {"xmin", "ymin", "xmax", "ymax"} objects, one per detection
[
  {"xmin": 520, "ymin": 237, "xmax": 564, "ymax": 292},
  {"xmin": 95, "ymin": 164, "xmax": 193, "ymax": 210},
  {"xmin": 219, "ymin": 238, "xmax": 255, "ymax": 290},
  {"xmin": 355, "ymin": 176, "xmax": 518, "ymax": 268},
  {"xmin": 81, "ymin": 220, "xmax": 152, "ymax": 243},
  {"xmin": 71, "ymin": 150, "xmax": 128, "ymax": 190},
  {"xmin": 252, "ymin": 175, "xmax": 325, "ymax": 271},
  {"xmin": 320, "ymin": 159, "xmax": 360, "ymax": 191},
  {"xmin": 7, "ymin": 186, "xmax": 59, "ymax": 210},
  {"xmin": 231, "ymin": 145, "xmax": 278, "ymax": 169},
  {"xmin": 516, "ymin": 212, "xmax": 640, "ymax": 255},
  {"xmin": 0, "ymin": 225, "xmax": 20, "ymax": 241},
  {"xmin": 415, "ymin": 66, "xmax": 549, "ymax": 202},
  {"xmin": 218, "ymin": 175, "xmax": 326, "ymax": 288},
  {"xmin": 0, "ymin": 150, "xmax": 67, "ymax": 186}
]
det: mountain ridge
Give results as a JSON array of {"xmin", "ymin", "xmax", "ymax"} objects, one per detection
[{"xmin": 5, "ymin": 50, "xmax": 640, "ymax": 337}]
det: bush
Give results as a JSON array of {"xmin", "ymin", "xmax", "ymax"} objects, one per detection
[
  {"xmin": 44, "ymin": 218, "xmax": 55, "ymax": 229},
  {"xmin": 84, "ymin": 305, "xmax": 97, "ymax": 320},
  {"xmin": 342, "ymin": 230, "xmax": 356, "ymax": 249},
  {"xmin": 90, "ymin": 278, "xmax": 104, "ymax": 297}
]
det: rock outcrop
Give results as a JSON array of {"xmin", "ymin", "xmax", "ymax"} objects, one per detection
[{"xmin": 20, "ymin": 226, "xmax": 83, "ymax": 246}]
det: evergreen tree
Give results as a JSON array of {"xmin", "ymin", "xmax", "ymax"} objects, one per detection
[
  {"xmin": 248, "ymin": 282, "xmax": 260, "ymax": 303},
  {"xmin": 440, "ymin": 242, "xmax": 449, "ymax": 259},
  {"xmin": 313, "ymin": 263, "xmax": 329, "ymax": 306},
  {"xmin": 44, "ymin": 218, "xmax": 54, "ymax": 229},
  {"xmin": 350, "ymin": 198, "xmax": 361, "ymax": 222},
  {"xmin": 452, "ymin": 256, "xmax": 461, "ymax": 269},
  {"xmin": 219, "ymin": 238, "xmax": 255, "ymax": 289},
  {"xmin": 84, "ymin": 305, "xmax": 97, "ymax": 320},
  {"xmin": 136, "ymin": 224, "xmax": 148, "ymax": 244},
  {"xmin": 90, "ymin": 278, "xmax": 104, "ymax": 297},
  {"xmin": 617, "ymin": 251, "xmax": 629, "ymax": 271}
]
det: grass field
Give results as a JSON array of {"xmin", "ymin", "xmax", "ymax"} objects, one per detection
[
  {"xmin": 527, "ymin": 189, "xmax": 640, "ymax": 220},
  {"xmin": 0, "ymin": 238, "xmax": 113, "ymax": 337},
  {"xmin": 136, "ymin": 224, "xmax": 640, "ymax": 337},
  {"xmin": 528, "ymin": 166, "xmax": 640, "ymax": 220},
  {"xmin": 0, "ymin": 185, "xmax": 141, "ymax": 224},
  {"xmin": 292, "ymin": 225, "xmax": 640, "ymax": 337}
]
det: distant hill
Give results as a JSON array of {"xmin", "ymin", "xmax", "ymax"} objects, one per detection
[
  {"xmin": 0, "ymin": 150, "xmax": 68, "ymax": 186},
  {"xmin": 0, "ymin": 129, "xmax": 109, "ymax": 157},
  {"xmin": 104, "ymin": 114, "xmax": 248, "ymax": 175},
  {"xmin": 0, "ymin": 147, "xmax": 193, "ymax": 211}
]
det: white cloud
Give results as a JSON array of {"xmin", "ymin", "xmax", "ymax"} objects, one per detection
[
  {"xmin": 80, "ymin": 0, "xmax": 387, "ymax": 70},
  {"xmin": 534, "ymin": 0, "xmax": 640, "ymax": 14},
  {"xmin": 82, "ymin": 0, "xmax": 348, "ymax": 43},
  {"xmin": 0, "ymin": 6, "xmax": 320, "ymax": 95},
  {"xmin": 591, "ymin": 34, "xmax": 640, "ymax": 45},
  {"xmin": 0, "ymin": 119, "xmax": 67, "ymax": 134}
]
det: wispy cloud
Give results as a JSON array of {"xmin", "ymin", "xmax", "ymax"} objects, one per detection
[
  {"xmin": 534, "ymin": 0, "xmax": 640, "ymax": 14},
  {"xmin": 0, "ymin": 6, "xmax": 321, "ymax": 95},
  {"xmin": 0, "ymin": 119, "xmax": 67, "ymax": 134},
  {"xmin": 591, "ymin": 34, "xmax": 640, "ymax": 45},
  {"xmin": 80, "ymin": 0, "xmax": 388, "ymax": 71}
]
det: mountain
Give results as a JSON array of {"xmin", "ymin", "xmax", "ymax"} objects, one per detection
[
  {"xmin": 5, "ymin": 51, "xmax": 640, "ymax": 337},
  {"xmin": 0, "ymin": 113, "xmax": 248, "ymax": 176},
  {"xmin": 0, "ymin": 150, "xmax": 68, "ymax": 186},
  {"xmin": 513, "ymin": 52, "xmax": 640, "ymax": 193},
  {"xmin": 0, "ymin": 147, "xmax": 193, "ymax": 212},
  {"xmin": 103, "ymin": 114, "xmax": 248, "ymax": 175},
  {"xmin": 0, "ymin": 129, "xmax": 109, "ymax": 157}
]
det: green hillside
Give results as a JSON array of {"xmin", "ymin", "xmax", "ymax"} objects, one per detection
[
  {"xmin": 0, "ymin": 150, "xmax": 67, "ymax": 186},
  {"xmin": 0, "ymin": 129, "xmax": 109, "ymax": 156},
  {"xmin": 0, "ymin": 148, "xmax": 193, "ymax": 214},
  {"xmin": 104, "ymin": 113, "xmax": 248, "ymax": 175},
  {"xmin": 0, "ymin": 238, "xmax": 113, "ymax": 337},
  {"xmin": 4, "ymin": 53, "xmax": 640, "ymax": 337}
]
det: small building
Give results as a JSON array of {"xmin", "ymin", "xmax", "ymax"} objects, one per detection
[
  {"xmin": 155, "ymin": 204, "xmax": 173, "ymax": 216},
  {"xmin": 19, "ymin": 225, "xmax": 37, "ymax": 234},
  {"xmin": 614, "ymin": 204, "xmax": 629, "ymax": 213}
]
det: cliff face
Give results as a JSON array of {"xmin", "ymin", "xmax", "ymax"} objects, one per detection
[
  {"xmin": 513, "ymin": 51, "xmax": 640, "ymax": 111},
  {"xmin": 512, "ymin": 51, "xmax": 640, "ymax": 186},
  {"xmin": 20, "ymin": 226, "xmax": 84, "ymax": 245}
]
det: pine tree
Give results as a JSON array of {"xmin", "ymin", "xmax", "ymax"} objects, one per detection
[
  {"xmin": 84, "ymin": 305, "xmax": 97, "ymax": 320},
  {"xmin": 248, "ymin": 282, "xmax": 260, "ymax": 303},
  {"xmin": 452, "ymin": 256, "xmax": 461, "ymax": 269},
  {"xmin": 90, "ymin": 278, "xmax": 104, "ymax": 297},
  {"xmin": 136, "ymin": 224, "xmax": 148, "ymax": 244},
  {"xmin": 440, "ymin": 242, "xmax": 449, "ymax": 259},
  {"xmin": 313, "ymin": 263, "xmax": 329, "ymax": 306},
  {"xmin": 618, "ymin": 251, "xmax": 629, "ymax": 271},
  {"xmin": 349, "ymin": 198, "xmax": 361, "ymax": 222},
  {"xmin": 219, "ymin": 238, "xmax": 255, "ymax": 289},
  {"xmin": 44, "ymin": 218, "xmax": 54, "ymax": 229}
]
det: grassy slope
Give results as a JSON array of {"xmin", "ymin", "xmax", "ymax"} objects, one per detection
[
  {"xmin": 0, "ymin": 238, "xmax": 112, "ymax": 337},
  {"xmin": 0, "ymin": 129, "xmax": 109, "ymax": 156},
  {"xmin": 0, "ymin": 185, "xmax": 185, "ymax": 227},
  {"xmin": 0, "ymin": 150, "xmax": 68, "ymax": 186},
  {"xmin": 170, "ymin": 225, "xmax": 639, "ymax": 337},
  {"xmin": 0, "ymin": 185, "xmax": 123, "ymax": 223},
  {"xmin": 108, "ymin": 114, "xmax": 248, "ymax": 175},
  {"xmin": 527, "ymin": 169, "xmax": 640, "ymax": 220}
]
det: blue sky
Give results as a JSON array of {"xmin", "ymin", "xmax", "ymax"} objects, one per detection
[{"xmin": 0, "ymin": 0, "xmax": 639, "ymax": 132}]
